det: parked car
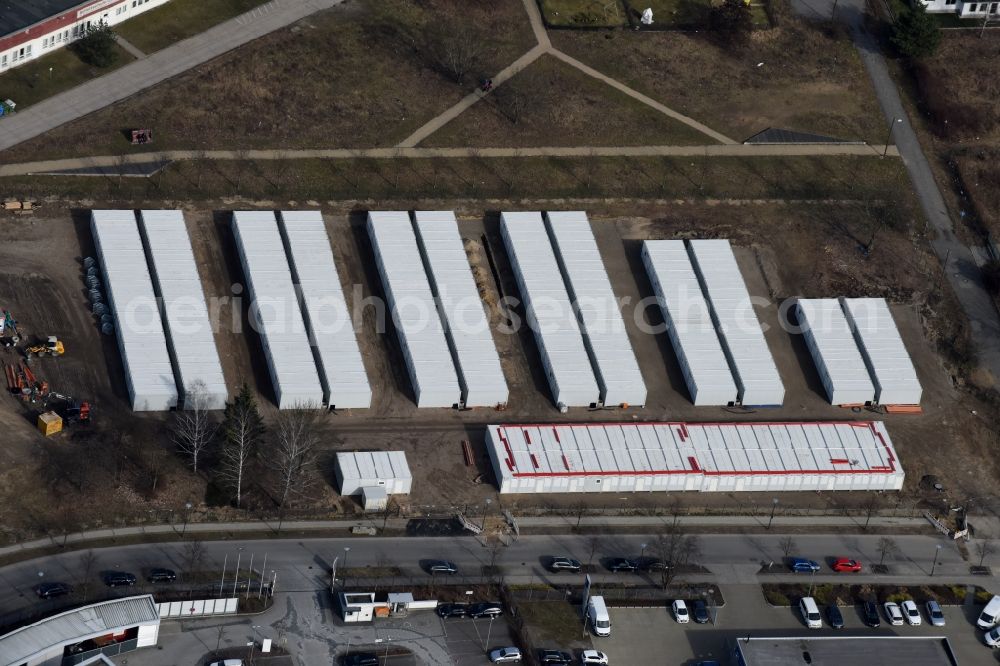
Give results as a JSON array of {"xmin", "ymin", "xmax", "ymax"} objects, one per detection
[
  {"xmin": 863, "ymin": 600, "xmax": 881, "ymax": 628},
  {"xmin": 827, "ymin": 603, "xmax": 844, "ymax": 629},
  {"xmin": 469, "ymin": 602, "xmax": 504, "ymax": 619},
  {"xmin": 672, "ymin": 600, "xmax": 690, "ymax": 624},
  {"xmin": 548, "ymin": 557, "xmax": 581, "ymax": 573},
  {"xmin": 489, "ymin": 647, "xmax": 522, "ymax": 663},
  {"xmin": 605, "ymin": 558, "xmax": 637, "ymax": 573},
  {"xmin": 35, "ymin": 582, "xmax": 71, "ymax": 600},
  {"xmin": 926, "ymin": 600, "xmax": 946, "ymax": 627},
  {"xmin": 884, "ymin": 602, "xmax": 904, "ymax": 626},
  {"xmin": 436, "ymin": 603, "xmax": 468, "ymax": 619},
  {"xmin": 208, "ymin": 661, "xmax": 243, "ymax": 666},
  {"xmin": 831, "ymin": 558, "xmax": 862, "ymax": 573},
  {"xmin": 788, "ymin": 558, "xmax": 820, "ymax": 573},
  {"xmin": 426, "ymin": 560, "xmax": 458, "ymax": 575},
  {"xmin": 979, "ymin": 595, "xmax": 1000, "ymax": 629},
  {"xmin": 538, "ymin": 650, "xmax": 572, "ymax": 665},
  {"xmin": 692, "ymin": 599, "xmax": 710, "ymax": 624},
  {"xmin": 636, "ymin": 557, "xmax": 665, "ymax": 572},
  {"xmin": 341, "ymin": 654, "xmax": 378, "ymax": 666},
  {"xmin": 693, "ymin": 662, "xmax": 721, "ymax": 666},
  {"xmin": 580, "ymin": 650, "xmax": 608, "ymax": 665},
  {"xmin": 901, "ymin": 599, "xmax": 922, "ymax": 626},
  {"xmin": 986, "ymin": 627, "xmax": 1000, "ymax": 648},
  {"xmin": 103, "ymin": 572, "xmax": 137, "ymax": 587},
  {"xmin": 147, "ymin": 568, "xmax": 176, "ymax": 583},
  {"xmin": 799, "ymin": 597, "xmax": 822, "ymax": 629}
]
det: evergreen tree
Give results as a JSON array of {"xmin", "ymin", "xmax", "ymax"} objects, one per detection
[
  {"xmin": 73, "ymin": 21, "xmax": 119, "ymax": 68},
  {"xmin": 892, "ymin": 4, "xmax": 941, "ymax": 59}
]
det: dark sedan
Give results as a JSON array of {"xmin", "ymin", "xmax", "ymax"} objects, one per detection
[
  {"xmin": 605, "ymin": 558, "xmax": 637, "ymax": 573},
  {"xmin": 436, "ymin": 603, "xmax": 468, "ymax": 618},
  {"xmin": 426, "ymin": 560, "xmax": 458, "ymax": 575},
  {"xmin": 863, "ymin": 600, "xmax": 881, "ymax": 628},
  {"xmin": 539, "ymin": 650, "xmax": 572, "ymax": 665},
  {"xmin": 692, "ymin": 599, "xmax": 710, "ymax": 624},
  {"xmin": 469, "ymin": 602, "xmax": 503, "ymax": 619},
  {"xmin": 35, "ymin": 582, "xmax": 71, "ymax": 599},
  {"xmin": 827, "ymin": 603, "xmax": 844, "ymax": 629}
]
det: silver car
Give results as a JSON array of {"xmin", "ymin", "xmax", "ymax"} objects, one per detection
[
  {"xmin": 926, "ymin": 600, "xmax": 946, "ymax": 627},
  {"xmin": 489, "ymin": 647, "xmax": 522, "ymax": 663}
]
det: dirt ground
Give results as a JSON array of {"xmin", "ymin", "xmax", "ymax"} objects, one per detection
[{"xmin": 0, "ymin": 200, "xmax": 995, "ymax": 543}]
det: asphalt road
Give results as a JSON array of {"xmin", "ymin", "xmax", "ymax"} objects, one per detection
[{"xmin": 0, "ymin": 533, "xmax": 989, "ymax": 618}]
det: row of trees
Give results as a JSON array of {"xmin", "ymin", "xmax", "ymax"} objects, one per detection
[{"xmin": 172, "ymin": 382, "xmax": 321, "ymax": 510}]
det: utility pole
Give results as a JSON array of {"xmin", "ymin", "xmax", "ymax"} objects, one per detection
[{"xmin": 768, "ymin": 498, "xmax": 779, "ymax": 530}]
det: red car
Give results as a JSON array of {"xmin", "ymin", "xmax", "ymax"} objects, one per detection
[{"xmin": 832, "ymin": 558, "xmax": 862, "ymax": 573}]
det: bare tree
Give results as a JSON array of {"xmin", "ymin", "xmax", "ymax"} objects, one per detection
[
  {"xmin": 182, "ymin": 539, "xmax": 207, "ymax": 574},
  {"xmin": 272, "ymin": 403, "xmax": 321, "ymax": 508},
  {"xmin": 651, "ymin": 519, "xmax": 702, "ymax": 588},
  {"xmin": 77, "ymin": 549, "xmax": 98, "ymax": 599},
  {"xmin": 422, "ymin": 20, "xmax": 484, "ymax": 84},
  {"xmin": 493, "ymin": 86, "xmax": 528, "ymax": 125},
  {"xmin": 172, "ymin": 380, "xmax": 218, "ymax": 474},
  {"xmin": 861, "ymin": 494, "xmax": 883, "ymax": 531},
  {"xmin": 877, "ymin": 536, "xmax": 899, "ymax": 566},
  {"xmin": 219, "ymin": 383, "xmax": 264, "ymax": 508},
  {"xmin": 778, "ymin": 536, "xmax": 797, "ymax": 558},
  {"xmin": 976, "ymin": 538, "xmax": 997, "ymax": 567},
  {"xmin": 571, "ymin": 500, "xmax": 589, "ymax": 529}
]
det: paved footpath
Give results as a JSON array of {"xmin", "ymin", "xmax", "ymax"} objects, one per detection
[{"xmin": 0, "ymin": 0, "xmax": 344, "ymax": 154}]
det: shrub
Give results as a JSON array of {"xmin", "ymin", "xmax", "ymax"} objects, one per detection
[
  {"xmin": 891, "ymin": 4, "xmax": 941, "ymax": 59},
  {"xmin": 763, "ymin": 588, "xmax": 790, "ymax": 606},
  {"xmin": 710, "ymin": 0, "xmax": 754, "ymax": 47},
  {"xmin": 72, "ymin": 21, "xmax": 119, "ymax": 68}
]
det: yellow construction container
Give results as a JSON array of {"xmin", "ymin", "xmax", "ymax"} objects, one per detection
[{"xmin": 37, "ymin": 411, "xmax": 63, "ymax": 437}]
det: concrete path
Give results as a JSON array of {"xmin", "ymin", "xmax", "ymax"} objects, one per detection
[
  {"xmin": 397, "ymin": 0, "xmax": 737, "ymax": 147},
  {"xmin": 0, "ymin": 143, "xmax": 898, "ymax": 177},
  {"xmin": 115, "ymin": 35, "xmax": 147, "ymax": 60},
  {"xmin": 0, "ymin": 0, "xmax": 344, "ymax": 153},
  {"xmin": 799, "ymin": 0, "xmax": 1000, "ymax": 385}
]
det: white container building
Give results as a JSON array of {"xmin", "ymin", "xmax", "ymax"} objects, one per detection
[
  {"xmin": 367, "ymin": 211, "xmax": 461, "ymax": 408},
  {"xmin": 841, "ymin": 298, "xmax": 922, "ymax": 406},
  {"xmin": 412, "ymin": 210, "xmax": 508, "ymax": 408},
  {"xmin": 795, "ymin": 298, "xmax": 875, "ymax": 405},
  {"xmin": 642, "ymin": 240, "xmax": 738, "ymax": 406},
  {"xmin": 139, "ymin": 210, "xmax": 228, "ymax": 410},
  {"xmin": 279, "ymin": 210, "xmax": 372, "ymax": 410},
  {"xmin": 232, "ymin": 211, "xmax": 323, "ymax": 409},
  {"xmin": 486, "ymin": 421, "xmax": 904, "ymax": 494},
  {"xmin": 545, "ymin": 211, "xmax": 646, "ymax": 408},
  {"xmin": 335, "ymin": 451, "xmax": 413, "ymax": 496},
  {"xmin": 500, "ymin": 212, "xmax": 600, "ymax": 409},
  {"xmin": 91, "ymin": 210, "xmax": 178, "ymax": 412},
  {"xmin": 687, "ymin": 239, "xmax": 784, "ymax": 407}
]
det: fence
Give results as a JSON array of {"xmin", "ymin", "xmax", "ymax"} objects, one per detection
[
  {"xmin": 63, "ymin": 637, "xmax": 139, "ymax": 665},
  {"xmin": 157, "ymin": 597, "xmax": 238, "ymax": 619}
]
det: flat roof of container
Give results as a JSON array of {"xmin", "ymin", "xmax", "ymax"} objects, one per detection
[
  {"xmin": 545, "ymin": 211, "xmax": 646, "ymax": 408},
  {"xmin": 687, "ymin": 239, "xmax": 783, "ymax": 406},
  {"xmin": 488, "ymin": 421, "xmax": 901, "ymax": 483},
  {"xmin": 140, "ymin": 210, "xmax": 228, "ymax": 409},
  {"xmin": 412, "ymin": 211, "xmax": 508, "ymax": 407},
  {"xmin": 841, "ymin": 298, "xmax": 921, "ymax": 405},
  {"xmin": 643, "ymin": 240, "xmax": 737, "ymax": 404},
  {"xmin": 336, "ymin": 451, "xmax": 412, "ymax": 482},
  {"xmin": 796, "ymin": 298, "xmax": 875, "ymax": 402},
  {"xmin": 232, "ymin": 211, "xmax": 323, "ymax": 407},
  {"xmin": 501, "ymin": 212, "xmax": 600, "ymax": 407},
  {"xmin": 367, "ymin": 211, "xmax": 461, "ymax": 405},
  {"xmin": 735, "ymin": 636, "xmax": 957, "ymax": 666},
  {"xmin": 91, "ymin": 210, "xmax": 178, "ymax": 411},
  {"xmin": 280, "ymin": 211, "xmax": 371, "ymax": 410}
]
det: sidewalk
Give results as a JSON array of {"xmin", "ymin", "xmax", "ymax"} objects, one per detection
[{"xmin": 0, "ymin": 0, "xmax": 344, "ymax": 153}]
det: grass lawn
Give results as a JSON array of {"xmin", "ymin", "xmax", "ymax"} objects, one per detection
[
  {"xmin": 540, "ymin": 0, "xmax": 628, "ymax": 27},
  {"xmin": 0, "ymin": 44, "xmax": 135, "ymax": 109},
  {"xmin": 517, "ymin": 601, "xmax": 590, "ymax": 648},
  {"xmin": 115, "ymin": 0, "xmax": 273, "ymax": 54},
  {"xmin": 623, "ymin": 0, "xmax": 713, "ymax": 28},
  {"xmin": 424, "ymin": 54, "xmax": 714, "ymax": 147},
  {"xmin": 1, "ymin": 0, "xmax": 534, "ymax": 161},
  {"xmin": 551, "ymin": 4, "xmax": 884, "ymax": 143}
]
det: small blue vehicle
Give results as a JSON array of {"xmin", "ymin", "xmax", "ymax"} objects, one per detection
[{"xmin": 788, "ymin": 557, "xmax": 821, "ymax": 573}]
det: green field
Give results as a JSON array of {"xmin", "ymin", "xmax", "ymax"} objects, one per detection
[
  {"xmin": 115, "ymin": 0, "xmax": 273, "ymax": 54},
  {"xmin": 0, "ymin": 44, "xmax": 134, "ymax": 109}
]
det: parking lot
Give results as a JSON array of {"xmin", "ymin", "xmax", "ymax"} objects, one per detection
[
  {"xmin": 441, "ymin": 615, "xmax": 518, "ymax": 666},
  {"xmin": 598, "ymin": 585, "xmax": 1000, "ymax": 665}
]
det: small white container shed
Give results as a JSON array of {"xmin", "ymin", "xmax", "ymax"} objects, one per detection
[
  {"xmin": 336, "ymin": 451, "xmax": 412, "ymax": 497},
  {"xmin": 795, "ymin": 298, "xmax": 875, "ymax": 405},
  {"xmin": 840, "ymin": 297, "xmax": 922, "ymax": 406}
]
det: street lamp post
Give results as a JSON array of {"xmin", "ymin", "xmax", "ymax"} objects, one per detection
[
  {"xmin": 639, "ymin": 542, "xmax": 647, "ymax": 568},
  {"xmin": 883, "ymin": 117, "xmax": 903, "ymax": 158},
  {"xmin": 182, "ymin": 501, "xmax": 193, "ymax": 537},
  {"xmin": 768, "ymin": 498, "xmax": 779, "ymax": 530},
  {"xmin": 482, "ymin": 499, "xmax": 492, "ymax": 531},
  {"xmin": 931, "ymin": 544, "xmax": 942, "ymax": 576},
  {"xmin": 343, "ymin": 547, "xmax": 351, "ymax": 589}
]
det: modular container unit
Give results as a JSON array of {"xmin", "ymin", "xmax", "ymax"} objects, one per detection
[
  {"xmin": 641, "ymin": 240, "xmax": 738, "ymax": 406},
  {"xmin": 486, "ymin": 421, "xmax": 904, "ymax": 494},
  {"xmin": 139, "ymin": 210, "xmax": 228, "ymax": 410},
  {"xmin": 91, "ymin": 210, "xmax": 179, "ymax": 412},
  {"xmin": 500, "ymin": 211, "xmax": 600, "ymax": 409},
  {"xmin": 840, "ymin": 297, "xmax": 922, "ymax": 406},
  {"xmin": 687, "ymin": 239, "xmax": 784, "ymax": 407},
  {"xmin": 335, "ymin": 451, "xmax": 413, "ymax": 496},
  {"xmin": 544, "ymin": 211, "xmax": 646, "ymax": 408},
  {"xmin": 367, "ymin": 211, "xmax": 461, "ymax": 408},
  {"xmin": 232, "ymin": 211, "xmax": 323, "ymax": 409},
  {"xmin": 795, "ymin": 298, "xmax": 875, "ymax": 405},
  {"xmin": 412, "ymin": 210, "xmax": 508, "ymax": 408},
  {"xmin": 279, "ymin": 210, "xmax": 372, "ymax": 410}
]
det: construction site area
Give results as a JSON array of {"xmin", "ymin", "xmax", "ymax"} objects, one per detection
[{"xmin": 0, "ymin": 200, "xmax": 995, "ymax": 544}]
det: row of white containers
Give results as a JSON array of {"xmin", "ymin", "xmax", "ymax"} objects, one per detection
[
  {"xmin": 232, "ymin": 211, "xmax": 371, "ymax": 410},
  {"xmin": 92, "ymin": 210, "xmax": 227, "ymax": 411},
  {"xmin": 796, "ymin": 297, "xmax": 921, "ymax": 406}
]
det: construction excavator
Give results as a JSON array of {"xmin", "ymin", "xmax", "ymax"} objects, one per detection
[
  {"xmin": 24, "ymin": 336, "xmax": 64, "ymax": 359},
  {"xmin": 0, "ymin": 310, "xmax": 20, "ymax": 347}
]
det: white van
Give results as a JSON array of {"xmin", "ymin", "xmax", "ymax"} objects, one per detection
[
  {"xmin": 979, "ymin": 596, "xmax": 1000, "ymax": 629},
  {"xmin": 799, "ymin": 596, "xmax": 822, "ymax": 629},
  {"xmin": 588, "ymin": 595, "xmax": 611, "ymax": 636}
]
